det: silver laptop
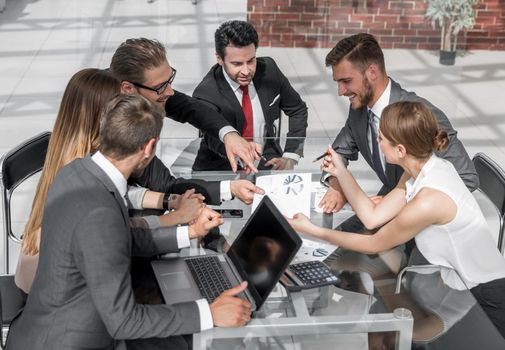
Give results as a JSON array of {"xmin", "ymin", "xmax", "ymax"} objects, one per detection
[{"xmin": 151, "ymin": 196, "xmax": 302, "ymax": 311}]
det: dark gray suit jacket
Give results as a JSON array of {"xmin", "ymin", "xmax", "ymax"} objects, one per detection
[
  {"xmin": 330, "ymin": 78, "xmax": 478, "ymax": 194},
  {"xmin": 192, "ymin": 57, "xmax": 308, "ymax": 171},
  {"xmin": 7, "ymin": 156, "xmax": 200, "ymax": 350}
]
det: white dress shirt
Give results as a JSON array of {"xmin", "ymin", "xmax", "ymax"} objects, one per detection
[
  {"xmin": 405, "ymin": 155, "xmax": 505, "ymax": 290},
  {"xmin": 222, "ymin": 68, "xmax": 299, "ymax": 162}
]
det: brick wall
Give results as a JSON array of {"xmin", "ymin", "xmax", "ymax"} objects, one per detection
[{"xmin": 248, "ymin": 0, "xmax": 505, "ymax": 50}]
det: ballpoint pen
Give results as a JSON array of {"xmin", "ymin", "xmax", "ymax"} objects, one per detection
[{"xmin": 312, "ymin": 146, "xmax": 340, "ymax": 163}]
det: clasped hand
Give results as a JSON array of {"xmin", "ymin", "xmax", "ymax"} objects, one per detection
[
  {"xmin": 171, "ymin": 189, "xmax": 205, "ymax": 224},
  {"xmin": 188, "ymin": 207, "xmax": 224, "ymax": 239}
]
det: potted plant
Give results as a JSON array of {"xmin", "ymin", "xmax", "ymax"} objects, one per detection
[{"xmin": 425, "ymin": 0, "xmax": 479, "ymax": 65}]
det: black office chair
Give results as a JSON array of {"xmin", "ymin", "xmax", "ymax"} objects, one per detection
[
  {"xmin": 0, "ymin": 131, "xmax": 51, "ymax": 274},
  {"xmin": 472, "ymin": 152, "xmax": 505, "ymax": 253},
  {"xmin": 0, "ymin": 274, "xmax": 25, "ymax": 349}
]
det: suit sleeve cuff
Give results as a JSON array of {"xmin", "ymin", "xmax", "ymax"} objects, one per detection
[
  {"xmin": 141, "ymin": 215, "xmax": 162, "ymax": 229},
  {"xmin": 176, "ymin": 226, "xmax": 190, "ymax": 248},
  {"xmin": 196, "ymin": 299, "xmax": 214, "ymax": 331},
  {"xmin": 127, "ymin": 186, "xmax": 148, "ymax": 210},
  {"xmin": 321, "ymin": 172, "xmax": 332, "ymax": 187},
  {"xmin": 220, "ymin": 180, "xmax": 233, "ymax": 201},
  {"xmin": 218, "ymin": 127, "xmax": 238, "ymax": 142},
  {"xmin": 282, "ymin": 152, "xmax": 300, "ymax": 162}
]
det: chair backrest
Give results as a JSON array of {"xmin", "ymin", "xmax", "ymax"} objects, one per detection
[
  {"xmin": 0, "ymin": 132, "xmax": 51, "ymax": 273},
  {"xmin": 472, "ymin": 152, "xmax": 505, "ymax": 253},
  {"xmin": 0, "ymin": 274, "xmax": 25, "ymax": 349}
]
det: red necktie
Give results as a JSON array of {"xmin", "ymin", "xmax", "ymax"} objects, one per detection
[{"xmin": 240, "ymin": 85, "xmax": 253, "ymax": 140}]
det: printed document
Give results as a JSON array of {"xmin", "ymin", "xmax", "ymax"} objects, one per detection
[{"xmin": 252, "ymin": 173, "xmax": 311, "ymax": 218}]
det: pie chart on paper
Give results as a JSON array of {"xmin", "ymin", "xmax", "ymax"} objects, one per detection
[
  {"xmin": 283, "ymin": 174, "xmax": 304, "ymax": 195},
  {"xmin": 252, "ymin": 173, "xmax": 311, "ymax": 218}
]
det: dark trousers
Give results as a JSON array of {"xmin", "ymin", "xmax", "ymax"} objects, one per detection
[
  {"xmin": 128, "ymin": 257, "xmax": 193, "ymax": 350},
  {"xmin": 130, "ymin": 256, "xmax": 164, "ymax": 305},
  {"xmin": 471, "ymin": 277, "xmax": 505, "ymax": 339}
]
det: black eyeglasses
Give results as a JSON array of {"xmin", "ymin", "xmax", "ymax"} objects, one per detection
[{"xmin": 132, "ymin": 68, "xmax": 177, "ymax": 95}]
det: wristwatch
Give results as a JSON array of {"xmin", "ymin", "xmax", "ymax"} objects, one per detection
[
  {"xmin": 162, "ymin": 193, "xmax": 170, "ymax": 211},
  {"xmin": 162, "ymin": 193, "xmax": 179, "ymax": 210}
]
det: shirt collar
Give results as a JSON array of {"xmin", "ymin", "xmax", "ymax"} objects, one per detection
[
  {"xmin": 369, "ymin": 78, "xmax": 391, "ymax": 119},
  {"xmin": 405, "ymin": 153, "xmax": 437, "ymax": 201},
  {"xmin": 91, "ymin": 151, "xmax": 128, "ymax": 200},
  {"xmin": 221, "ymin": 66, "xmax": 248, "ymax": 93}
]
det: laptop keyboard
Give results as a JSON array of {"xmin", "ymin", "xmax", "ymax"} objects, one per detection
[{"xmin": 185, "ymin": 255, "xmax": 233, "ymax": 303}]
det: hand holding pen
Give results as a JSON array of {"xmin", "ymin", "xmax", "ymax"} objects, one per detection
[
  {"xmin": 312, "ymin": 146, "xmax": 340, "ymax": 163},
  {"xmin": 317, "ymin": 146, "xmax": 347, "ymax": 178}
]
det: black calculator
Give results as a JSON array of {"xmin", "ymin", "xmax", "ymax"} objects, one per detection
[{"xmin": 280, "ymin": 260, "xmax": 340, "ymax": 291}]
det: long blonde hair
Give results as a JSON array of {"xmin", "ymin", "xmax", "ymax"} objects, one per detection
[{"xmin": 22, "ymin": 69, "xmax": 120, "ymax": 255}]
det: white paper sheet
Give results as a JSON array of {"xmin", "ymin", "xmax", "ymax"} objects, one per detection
[
  {"xmin": 311, "ymin": 181, "xmax": 327, "ymax": 213},
  {"xmin": 252, "ymin": 173, "xmax": 311, "ymax": 218},
  {"xmin": 293, "ymin": 238, "xmax": 338, "ymax": 263}
]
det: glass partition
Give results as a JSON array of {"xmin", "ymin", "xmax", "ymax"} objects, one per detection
[{"xmin": 157, "ymin": 136, "xmax": 383, "ymax": 195}]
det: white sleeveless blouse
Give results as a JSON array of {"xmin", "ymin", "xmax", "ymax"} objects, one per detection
[{"xmin": 405, "ymin": 155, "xmax": 505, "ymax": 290}]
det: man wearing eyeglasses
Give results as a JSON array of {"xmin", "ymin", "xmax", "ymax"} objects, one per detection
[
  {"xmin": 130, "ymin": 67, "xmax": 178, "ymax": 99},
  {"xmin": 110, "ymin": 38, "xmax": 265, "ymax": 205}
]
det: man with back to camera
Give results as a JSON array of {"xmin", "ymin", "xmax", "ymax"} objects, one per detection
[
  {"xmin": 192, "ymin": 20, "xmax": 308, "ymax": 171},
  {"xmin": 110, "ymin": 38, "xmax": 265, "ymax": 205},
  {"xmin": 318, "ymin": 33, "xmax": 478, "ymax": 274},
  {"xmin": 6, "ymin": 95, "xmax": 251, "ymax": 350}
]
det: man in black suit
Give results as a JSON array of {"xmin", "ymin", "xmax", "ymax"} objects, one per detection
[
  {"xmin": 110, "ymin": 38, "xmax": 264, "ymax": 205},
  {"xmin": 192, "ymin": 20, "xmax": 308, "ymax": 171}
]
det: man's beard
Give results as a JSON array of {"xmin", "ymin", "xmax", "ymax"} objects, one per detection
[{"xmin": 352, "ymin": 76, "xmax": 374, "ymax": 110}]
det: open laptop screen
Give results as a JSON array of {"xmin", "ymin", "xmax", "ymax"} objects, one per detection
[{"xmin": 227, "ymin": 196, "xmax": 302, "ymax": 309}]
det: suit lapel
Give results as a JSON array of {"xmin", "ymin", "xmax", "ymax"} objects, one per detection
[
  {"xmin": 81, "ymin": 156, "xmax": 129, "ymax": 226},
  {"xmin": 215, "ymin": 65, "xmax": 246, "ymax": 132},
  {"xmin": 253, "ymin": 59, "xmax": 271, "ymax": 124},
  {"xmin": 383, "ymin": 78, "xmax": 405, "ymax": 187},
  {"xmin": 389, "ymin": 78, "xmax": 403, "ymax": 103},
  {"xmin": 355, "ymin": 107, "xmax": 395, "ymax": 186},
  {"xmin": 355, "ymin": 107, "xmax": 373, "ymax": 164}
]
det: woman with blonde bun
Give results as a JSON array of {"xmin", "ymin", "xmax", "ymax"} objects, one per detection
[{"xmin": 289, "ymin": 101, "xmax": 505, "ymax": 337}]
